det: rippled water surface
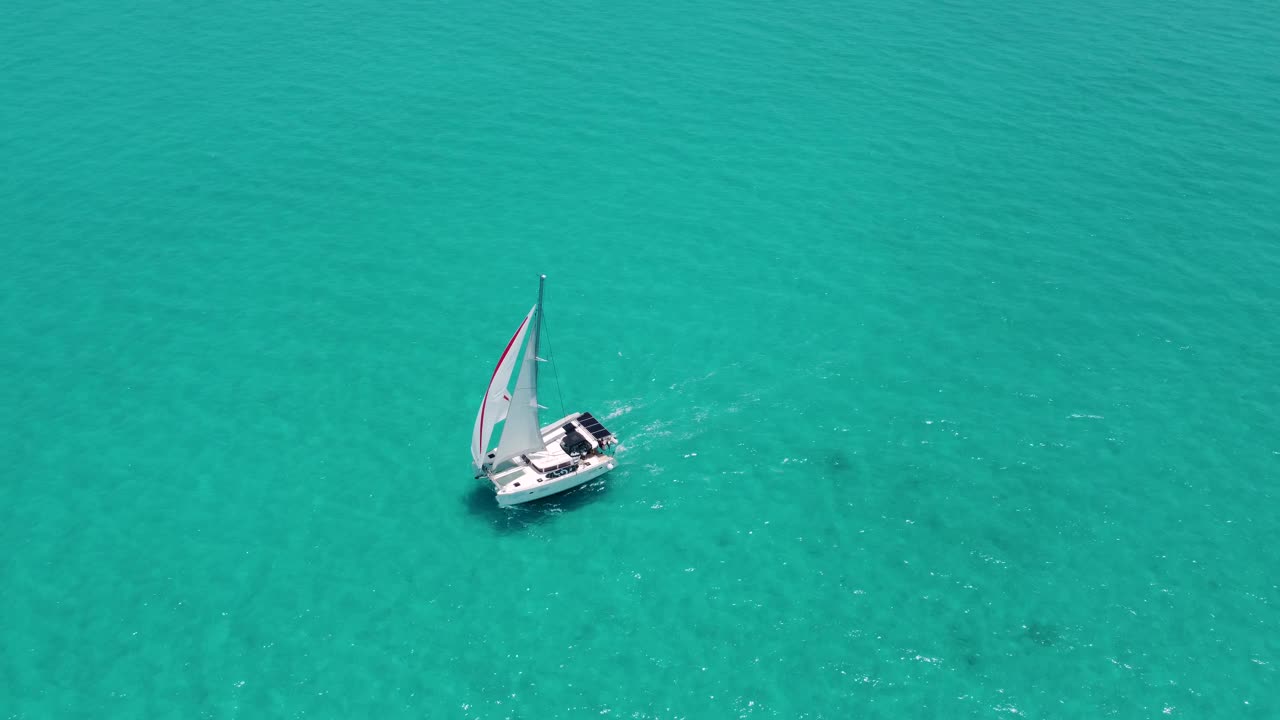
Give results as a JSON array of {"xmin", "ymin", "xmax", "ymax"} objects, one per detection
[{"xmin": 3, "ymin": 0, "xmax": 1278, "ymax": 717}]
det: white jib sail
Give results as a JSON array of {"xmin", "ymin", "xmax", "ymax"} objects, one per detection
[
  {"xmin": 490, "ymin": 300, "xmax": 543, "ymax": 470},
  {"xmin": 472, "ymin": 307, "xmax": 534, "ymax": 469}
]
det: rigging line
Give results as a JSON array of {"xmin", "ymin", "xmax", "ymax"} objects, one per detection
[{"xmin": 540, "ymin": 284, "xmax": 567, "ymax": 418}]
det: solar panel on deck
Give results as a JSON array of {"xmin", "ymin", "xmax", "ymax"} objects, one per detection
[{"xmin": 577, "ymin": 412, "xmax": 612, "ymax": 440}]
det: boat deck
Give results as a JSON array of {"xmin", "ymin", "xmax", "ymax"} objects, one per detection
[{"xmin": 487, "ymin": 411, "xmax": 616, "ymax": 488}]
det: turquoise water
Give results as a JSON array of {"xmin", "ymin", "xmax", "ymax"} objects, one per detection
[{"xmin": 3, "ymin": 0, "xmax": 1278, "ymax": 716}]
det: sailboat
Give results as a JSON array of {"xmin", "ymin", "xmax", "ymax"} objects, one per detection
[{"xmin": 472, "ymin": 275, "xmax": 618, "ymax": 506}]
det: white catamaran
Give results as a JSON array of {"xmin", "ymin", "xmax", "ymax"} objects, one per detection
[{"xmin": 472, "ymin": 275, "xmax": 617, "ymax": 505}]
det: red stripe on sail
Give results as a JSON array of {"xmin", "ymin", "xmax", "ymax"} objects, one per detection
[{"xmin": 478, "ymin": 315, "xmax": 530, "ymax": 459}]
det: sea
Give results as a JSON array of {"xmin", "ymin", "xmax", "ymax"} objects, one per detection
[{"xmin": 2, "ymin": 0, "xmax": 1277, "ymax": 717}]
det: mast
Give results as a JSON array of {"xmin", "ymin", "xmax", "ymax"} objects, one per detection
[
  {"xmin": 524, "ymin": 272, "xmax": 544, "ymax": 428},
  {"xmin": 533, "ymin": 273, "xmax": 544, "ymax": 388}
]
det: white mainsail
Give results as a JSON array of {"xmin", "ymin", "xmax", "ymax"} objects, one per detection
[
  {"xmin": 472, "ymin": 307, "xmax": 535, "ymax": 469},
  {"xmin": 490, "ymin": 281, "xmax": 545, "ymax": 469}
]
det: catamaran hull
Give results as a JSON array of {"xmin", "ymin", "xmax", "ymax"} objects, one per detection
[
  {"xmin": 495, "ymin": 456, "xmax": 616, "ymax": 506},
  {"xmin": 484, "ymin": 411, "xmax": 618, "ymax": 506}
]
